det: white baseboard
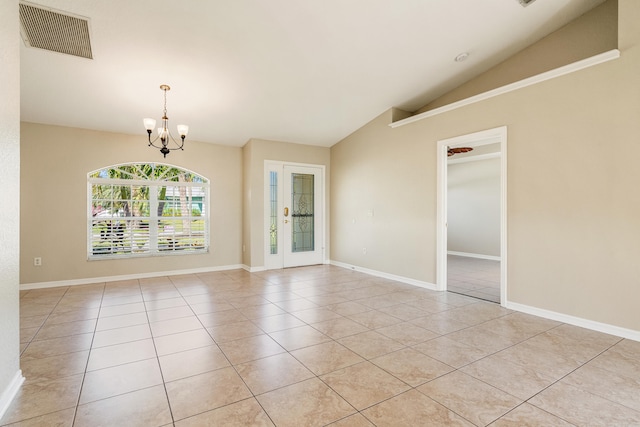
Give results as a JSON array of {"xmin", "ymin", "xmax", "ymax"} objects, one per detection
[
  {"xmin": 506, "ymin": 301, "xmax": 640, "ymax": 342},
  {"xmin": 330, "ymin": 260, "xmax": 437, "ymax": 291},
  {"xmin": 242, "ymin": 265, "xmax": 266, "ymax": 273},
  {"xmin": 0, "ymin": 370, "xmax": 24, "ymax": 421},
  {"xmin": 20, "ymin": 264, "xmax": 246, "ymax": 290},
  {"xmin": 245, "ymin": 259, "xmax": 329, "ymax": 273},
  {"xmin": 447, "ymin": 251, "xmax": 501, "ymax": 261},
  {"xmin": 331, "ymin": 260, "xmax": 639, "ymax": 342}
]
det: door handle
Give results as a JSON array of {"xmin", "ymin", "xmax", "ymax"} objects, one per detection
[{"xmin": 284, "ymin": 207, "xmax": 289, "ymax": 217}]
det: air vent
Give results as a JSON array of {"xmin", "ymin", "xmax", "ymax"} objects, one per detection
[
  {"xmin": 517, "ymin": 0, "xmax": 537, "ymax": 7},
  {"xmin": 19, "ymin": 2, "xmax": 93, "ymax": 59}
]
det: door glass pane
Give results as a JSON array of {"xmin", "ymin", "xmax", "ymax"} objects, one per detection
[
  {"xmin": 269, "ymin": 171, "xmax": 278, "ymax": 254},
  {"xmin": 291, "ymin": 173, "xmax": 314, "ymax": 253}
]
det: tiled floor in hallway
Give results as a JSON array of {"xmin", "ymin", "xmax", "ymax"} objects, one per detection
[
  {"xmin": 447, "ymin": 255, "xmax": 500, "ymax": 304},
  {"xmin": 4, "ymin": 265, "xmax": 640, "ymax": 426}
]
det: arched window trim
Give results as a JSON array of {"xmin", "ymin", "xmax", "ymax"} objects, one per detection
[{"xmin": 87, "ymin": 162, "xmax": 210, "ymax": 260}]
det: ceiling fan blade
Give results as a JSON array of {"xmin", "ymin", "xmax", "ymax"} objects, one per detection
[{"xmin": 447, "ymin": 147, "xmax": 474, "ymax": 156}]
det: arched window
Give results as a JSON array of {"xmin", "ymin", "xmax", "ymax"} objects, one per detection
[{"xmin": 87, "ymin": 163, "xmax": 209, "ymax": 259}]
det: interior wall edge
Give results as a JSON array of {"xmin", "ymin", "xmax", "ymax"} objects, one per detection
[{"xmin": 0, "ymin": 371, "xmax": 24, "ymax": 422}]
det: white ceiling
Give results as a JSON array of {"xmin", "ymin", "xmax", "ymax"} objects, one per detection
[{"xmin": 20, "ymin": 0, "xmax": 606, "ymax": 148}]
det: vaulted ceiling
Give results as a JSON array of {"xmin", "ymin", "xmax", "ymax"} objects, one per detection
[{"xmin": 20, "ymin": 0, "xmax": 606, "ymax": 147}]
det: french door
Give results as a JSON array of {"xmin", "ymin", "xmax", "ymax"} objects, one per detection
[{"xmin": 265, "ymin": 163, "xmax": 324, "ymax": 269}]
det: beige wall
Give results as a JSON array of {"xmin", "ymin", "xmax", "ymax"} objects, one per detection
[
  {"xmin": 0, "ymin": 0, "xmax": 22, "ymax": 408},
  {"xmin": 331, "ymin": 0, "xmax": 640, "ymax": 332},
  {"xmin": 20, "ymin": 123, "xmax": 243, "ymax": 284},
  {"xmin": 418, "ymin": 0, "xmax": 618, "ymax": 113},
  {"xmin": 243, "ymin": 139, "xmax": 330, "ymax": 269},
  {"xmin": 331, "ymin": 109, "xmax": 436, "ymax": 280}
]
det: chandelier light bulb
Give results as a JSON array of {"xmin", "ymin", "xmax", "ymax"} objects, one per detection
[
  {"xmin": 143, "ymin": 118, "xmax": 156, "ymax": 131},
  {"xmin": 177, "ymin": 124, "xmax": 189, "ymax": 137}
]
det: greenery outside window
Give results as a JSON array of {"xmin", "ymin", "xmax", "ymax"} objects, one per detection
[{"xmin": 88, "ymin": 163, "xmax": 209, "ymax": 259}]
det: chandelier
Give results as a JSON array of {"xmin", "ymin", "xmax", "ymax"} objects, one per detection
[{"xmin": 143, "ymin": 84, "xmax": 189, "ymax": 158}]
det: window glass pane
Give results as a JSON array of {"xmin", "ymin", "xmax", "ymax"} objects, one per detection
[
  {"xmin": 90, "ymin": 219, "xmax": 137, "ymax": 255},
  {"xmin": 160, "ymin": 200, "xmax": 178, "ymax": 217},
  {"xmin": 92, "ymin": 200, "xmax": 113, "ymax": 217},
  {"xmin": 291, "ymin": 173, "xmax": 314, "ymax": 253},
  {"xmin": 158, "ymin": 186, "xmax": 177, "ymax": 217},
  {"xmin": 190, "ymin": 188, "xmax": 205, "ymax": 215},
  {"xmin": 112, "ymin": 185, "xmax": 130, "ymax": 201},
  {"xmin": 158, "ymin": 218, "xmax": 178, "ymax": 252},
  {"xmin": 161, "ymin": 185, "xmax": 194, "ymax": 217},
  {"xmin": 92, "ymin": 184, "xmax": 109, "ymax": 200},
  {"xmin": 167, "ymin": 219, "xmax": 206, "ymax": 251},
  {"xmin": 92, "ymin": 184, "xmax": 114, "ymax": 216},
  {"xmin": 270, "ymin": 171, "xmax": 278, "ymax": 255},
  {"xmin": 131, "ymin": 220, "xmax": 150, "ymax": 253},
  {"xmin": 188, "ymin": 219, "xmax": 207, "ymax": 250},
  {"xmin": 131, "ymin": 201, "xmax": 150, "ymax": 217}
]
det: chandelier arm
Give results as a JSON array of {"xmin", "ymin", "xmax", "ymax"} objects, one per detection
[{"xmin": 147, "ymin": 131, "xmax": 184, "ymax": 151}]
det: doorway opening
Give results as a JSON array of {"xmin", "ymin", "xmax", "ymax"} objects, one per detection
[
  {"xmin": 264, "ymin": 162, "xmax": 325, "ymax": 270},
  {"xmin": 436, "ymin": 127, "xmax": 507, "ymax": 305}
]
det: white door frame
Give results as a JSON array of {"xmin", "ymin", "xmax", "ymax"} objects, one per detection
[
  {"xmin": 264, "ymin": 160, "xmax": 326, "ymax": 270},
  {"xmin": 436, "ymin": 126, "xmax": 508, "ymax": 305}
]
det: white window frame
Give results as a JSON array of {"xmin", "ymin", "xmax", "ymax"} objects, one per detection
[{"xmin": 87, "ymin": 163, "xmax": 210, "ymax": 260}]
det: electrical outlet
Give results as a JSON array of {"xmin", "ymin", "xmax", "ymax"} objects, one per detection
[{"xmin": 34, "ymin": 257, "xmax": 42, "ymax": 266}]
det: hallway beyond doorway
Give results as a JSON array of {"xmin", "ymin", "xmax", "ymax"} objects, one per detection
[{"xmin": 447, "ymin": 254, "xmax": 500, "ymax": 303}]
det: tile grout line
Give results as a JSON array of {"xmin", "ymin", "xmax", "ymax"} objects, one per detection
[
  {"xmin": 9, "ymin": 286, "xmax": 75, "ymax": 426},
  {"xmin": 521, "ymin": 335, "xmax": 629, "ymax": 421},
  {"xmin": 69, "ymin": 281, "xmax": 107, "ymax": 427},
  {"xmin": 19, "ymin": 287, "xmax": 70, "ymax": 357},
  {"xmin": 143, "ymin": 280, "xmax": 179, "ymax": 426}
]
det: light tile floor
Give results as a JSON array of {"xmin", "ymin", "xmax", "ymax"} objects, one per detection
[
  {"xmin": 448, "ymin": 255, "xmax": 500, "ymax": 304},
  {"xmin": 4, "ymin": 265, "xmax": 640, "ymax": 426}
]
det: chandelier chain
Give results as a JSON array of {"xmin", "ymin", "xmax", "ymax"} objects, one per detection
[{"xmin": 163, "ymin": 88, "xmax": 168, "ymax": 119}]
